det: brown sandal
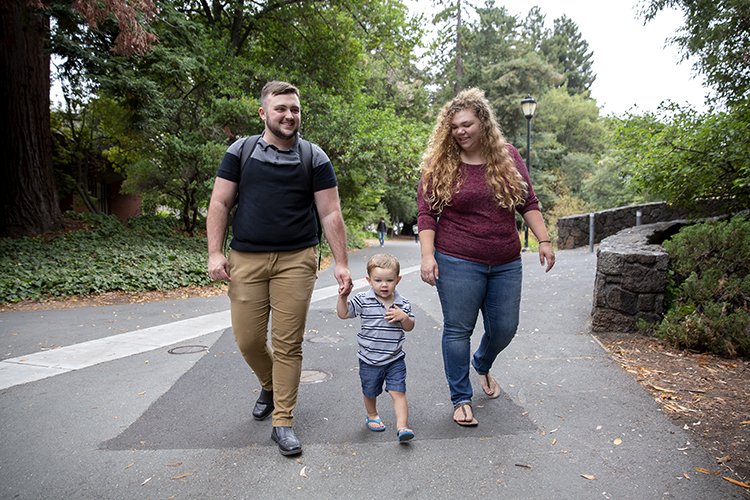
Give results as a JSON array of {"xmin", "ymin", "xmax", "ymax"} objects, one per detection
[
  {"xmin": 480, "ymin": 373, "xmax": 501, "ymax": 399},
  {"xmin": 453, "ymin": 402, "xmax": 478, "ymax": 427}
]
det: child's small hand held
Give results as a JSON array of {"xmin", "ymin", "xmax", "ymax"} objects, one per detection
[{"xmin": 339, "ymin": 281, "xmax": 353, "ymax": 297}]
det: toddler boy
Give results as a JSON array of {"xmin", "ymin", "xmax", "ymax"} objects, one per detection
[{"xmin": 337, "ymin": 253, "xmax": 415, "ymax": 442}]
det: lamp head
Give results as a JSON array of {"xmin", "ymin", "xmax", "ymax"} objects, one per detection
[{"xmin": 521, "ymin": 94, "xmax": 537, "ymax": 119}]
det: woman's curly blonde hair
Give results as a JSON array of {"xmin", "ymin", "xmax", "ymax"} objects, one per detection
[{"xmin": 420, "ymin": 88, "xmax": 527, "ymax": 213}]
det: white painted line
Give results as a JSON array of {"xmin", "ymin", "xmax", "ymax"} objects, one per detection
[
  {"xmin": 0, "ymin": 362, "xmax": 72, "ymax": 389},
  {"xmin": 0, "ymin": 265, "xmax": 421, "ymax": 390},
  {"xmin": 0, "ymin": 310, "xmax": 231, "ymax": 390}
]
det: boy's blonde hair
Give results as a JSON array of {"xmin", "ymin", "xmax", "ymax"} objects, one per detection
[{"xmin": 367, "ymin": 253, "xmax": 400, "ymax": 276}]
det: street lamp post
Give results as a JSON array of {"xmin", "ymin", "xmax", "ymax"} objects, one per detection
[{"xmin": 520, "ymin": 94, "xmax": 537, "ymax": 251}]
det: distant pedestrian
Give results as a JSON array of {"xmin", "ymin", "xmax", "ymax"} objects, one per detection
[
  {"xmin": 377, "ymin": 217, "xmax": 387, "ymax": 247},
  {"xmin": 418, "ymin": 88, "xmax": 554, "ymax": 426},
  {"xmin": 337, "ymin": 253, "xmax": 416, "ymax": 442}
]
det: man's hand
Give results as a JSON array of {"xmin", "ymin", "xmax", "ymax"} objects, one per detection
[
  {"xmin": 335, "ymin": 263, "xmax": 353, "ymax": 296},
  {"xmin": 208, "ymin": 253, "xmax": 231, "ymax": 282}
]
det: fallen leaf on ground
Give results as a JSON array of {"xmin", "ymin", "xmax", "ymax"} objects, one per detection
[
  {"xmin": 695, "ymin": 468, "xmax": 712, "ymax": 474},
  {"xmin": 166, "ymin": 462, "xmax": 182, "ymax": 467},
  {"xmin": 648, "ymin": 384, "xmax": 676, "ymax": 393},
  {"xmin": 581, "ymin": 474, "xmax": 595, "ymax": 480},
  {"xmin": 171, "ymin": 473, "xmax": 193, "ymax": 480},
  {"xmin": 300, "ymin": 466, "xmax": 307, "ymax": 478},
  {"xmin": 717, "ymin": 455, "xmax": 731, "ymax": 464},
  {"xmin": 614, "ymin": 438, "xmax": 622, "ymax": 445},
  {"xmin": 515, "ymin": 464, "xmax": 531, "ymax": 468},
  {"xmin": 141, "ymin": 477, "xmax": 151, "ymax": 486},
  {"xmin": 551, "ymin": 439, "xmax": 557, "ymax": 445},
  {"xmin": 723, "ymin": 477, "xmax": 750, "ymax": 489},
  {"xmin": 683, "ymin": 472, "xmax": 690, "ymax": 480},
  {"xmin": 124, "ymin": 463, "xmax": 134, "ymax": 470}
]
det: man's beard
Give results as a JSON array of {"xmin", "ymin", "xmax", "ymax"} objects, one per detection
[{"xmin": 267, "ymin": 120, "xmax": 299, "ymax": 141}]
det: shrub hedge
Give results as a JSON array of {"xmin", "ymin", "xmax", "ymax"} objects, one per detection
[{"xmin": 654, "ymin": 214, "xmax": 750, "ymax": 358}]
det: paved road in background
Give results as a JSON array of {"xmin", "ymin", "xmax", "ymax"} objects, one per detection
[{"xmin": 1, "ymin": 240, "xmax": 746, "ymax": 499}]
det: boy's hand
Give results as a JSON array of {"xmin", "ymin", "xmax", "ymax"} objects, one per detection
[{"xmin": 385, "ymin": 305, "xmax": 407, "ymax": 323}]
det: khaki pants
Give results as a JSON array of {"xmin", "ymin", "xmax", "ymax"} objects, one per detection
[{"xmin": 227, "ymin": 247, "xmax": 317, "ymax": 427}]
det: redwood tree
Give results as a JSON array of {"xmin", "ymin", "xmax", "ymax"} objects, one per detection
[
  {"xmin": 0, "ymin": 0, "xmax": 60, "ymax": 237},
  {"xmin": 0, "ymin": 0, "xmax": 156, "ymax": 238}
]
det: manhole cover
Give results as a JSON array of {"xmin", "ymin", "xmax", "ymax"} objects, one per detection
[
  {"xmin": 306, "ymin": 335, "xmax": 344, "ymax": 344},
  {"xmin": 167, "ymin": 345, "xmax": 208, "ymax": 355},
  {"xmin": 300, "ymin": 370, "xmax": 332, "ymax": 384}
]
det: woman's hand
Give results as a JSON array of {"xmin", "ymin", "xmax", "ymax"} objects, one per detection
[
  {"xmin": 539, "ymin": 242, "xmax": 555, "ymax": 272},
  {"xmin": 421, "ymin": 253, "xmax": 439, "ymax": 286}
]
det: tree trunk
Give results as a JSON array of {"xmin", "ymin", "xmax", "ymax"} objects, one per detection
[{"xmin": 0, "ymin": 0, "xmax": 63, "ymax": 238}]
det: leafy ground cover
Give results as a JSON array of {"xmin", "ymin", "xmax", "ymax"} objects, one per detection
[{"xmin": 0, "ymin": 213, "xmax": 215, "ymax": 303}]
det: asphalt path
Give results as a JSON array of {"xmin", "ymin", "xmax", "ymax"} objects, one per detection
[{"xmin": 0, "ymin": 240, "xmax": 746, "ymax": 499}]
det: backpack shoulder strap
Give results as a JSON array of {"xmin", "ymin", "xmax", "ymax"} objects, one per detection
[
  {"xmin": 238, "ymin": 134, "xmax": 262, "ymax": 184},
  {"xmin": 223, "ymin": 134, "xmax": 260, "ymax": 256},
  {"xmin": 298, "ymin": 138, "xmax": 314, "ymax": 189},
  {"xmin": 298, "ymin": 138, "xmax": 323, "ymax": 249}
]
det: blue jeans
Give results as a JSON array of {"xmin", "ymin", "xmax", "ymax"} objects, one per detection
[
  {"xmin": 378, "ymin": 231, "xmax": 386, "ymax": 246},
  {"xmin": 434, "ymin": 251, "xmax": 523, "ymax": 406}
]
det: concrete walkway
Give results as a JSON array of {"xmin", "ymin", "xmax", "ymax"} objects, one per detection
[{"xmin": 0, "ymin": 241, "xmax": 746, "ymax": 499}]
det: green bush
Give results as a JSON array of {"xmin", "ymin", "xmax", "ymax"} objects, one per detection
[
  {"xmin": 0, "ymin": 213, "xmax": 214, "ymax": 303},
  {"xmin": 655, "ymin": 214, "xmax": 750, "ymax": 358}
]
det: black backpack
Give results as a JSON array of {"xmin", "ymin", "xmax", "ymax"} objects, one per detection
[{"xmin": 223, "ymin": 135, "xmax": 322, "ymax": 260}]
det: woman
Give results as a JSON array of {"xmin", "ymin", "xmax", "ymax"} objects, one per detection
[{"xmin": 417, "ymin": 88, "xmax": 555, "ymax": 426}]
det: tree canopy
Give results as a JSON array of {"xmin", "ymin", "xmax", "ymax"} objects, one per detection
[
  {"xmin": 615, "ymin": 102, "xmax": 750, "ymax": 211},
  {"xmin": 612, "ymin": 0, "xmax": 750, "ymax": 214},
  {"xmin": 12, "ymin": 0, "xmax": 738, "ymax": 239},
  {"xmin": 639, "ymin": 0, "xmax": 750, "ymax": 105}
]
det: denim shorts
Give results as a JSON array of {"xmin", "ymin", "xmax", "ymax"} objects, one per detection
[{"xmin": 358, "ymin": 357, "xmax": 407, "ymax": 399}]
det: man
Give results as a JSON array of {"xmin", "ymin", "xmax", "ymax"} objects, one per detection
[
  {"xmin": 377, "ymin": 217, "xmax": 387, "ymax": 247},
  {"xmin": 207, "ymin": 81, "xmax": 353, "ymax": 456}
]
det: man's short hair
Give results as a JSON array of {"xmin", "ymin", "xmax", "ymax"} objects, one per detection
[
  {"xmin": 261, "ymin": 81, "xmax": 300, "ymax": 109},
  {"xmin": 367, "ymin": 253, "xmax": 400, "ymax": 276}
]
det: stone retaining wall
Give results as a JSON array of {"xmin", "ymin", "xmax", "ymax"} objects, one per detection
[
  {"xmin": 590, "ymin": 221, "xmax": 688, "ymax": 333},
  {"xmin": 556, "ymin": 201, "xmax": 724, "ymax": 250}
]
